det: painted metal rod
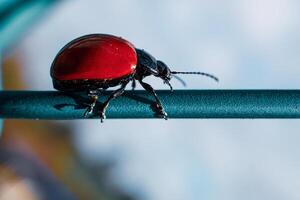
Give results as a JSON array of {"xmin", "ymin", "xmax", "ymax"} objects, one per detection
[{"xmin": 0, "ymin": 90, "xmax": 300, "ymax": 119}]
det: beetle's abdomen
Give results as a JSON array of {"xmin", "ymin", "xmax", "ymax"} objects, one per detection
[{"xmin": 51, "ymin": 34, "xmax": 137, "ymax": 80}]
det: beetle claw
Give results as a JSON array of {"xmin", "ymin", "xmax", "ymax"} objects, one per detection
[
  {"xmin": 84, "ymin": 99, "xmax": 97, "ymax": 117},
  {"xmin": 83, "ymin": 109, "xmax": 90, "ymax": 117},
  {"xmin": 156, "ymin": 104, "xmax": 168, "ymax": 120},
  {"xmin": 160, "ymin": 111, "xmax": 168, "ymax": 120},
  {"xmin": 100, "ymin": 111, "xmax": 106, "ymax": 123},
  {"xmin": 84, "ymin": 104, "xmax": 95, "ymax": 117}
]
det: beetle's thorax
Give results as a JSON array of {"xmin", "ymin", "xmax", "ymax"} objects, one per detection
[{"xmin": 135, "ymin": 48, "xmax": 158, "ymax": 78}]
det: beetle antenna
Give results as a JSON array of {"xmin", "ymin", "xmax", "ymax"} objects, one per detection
[
  {"xmin": 171, "ymin": 71, "xmax": 219, "ymax": 82},
  {"xmin": 173, "ymin": 75, "xmax": 187, "ymax": 87}
]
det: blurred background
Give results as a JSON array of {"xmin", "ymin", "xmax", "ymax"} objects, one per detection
[{"xmin": 1, "ymin": 0, "xmax": 300, "ymax": 199}]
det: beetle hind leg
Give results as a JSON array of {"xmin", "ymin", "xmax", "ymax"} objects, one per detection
[{"xmin": 83, "ymin": 90, "xmax": 99, "ymax": 117}]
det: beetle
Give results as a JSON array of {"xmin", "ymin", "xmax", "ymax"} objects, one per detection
[{"xmin": 51, "ymin": 34, "xmax": 218, "ymax": 122}]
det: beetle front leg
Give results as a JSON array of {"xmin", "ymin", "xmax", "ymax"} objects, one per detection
[
  {"xmin": 139, "ymin": 80, "xmax": 168, "ymax": 120},
  {"xmin": 99, "ymin": 82, "xmax": 128, "ymax": 122}
]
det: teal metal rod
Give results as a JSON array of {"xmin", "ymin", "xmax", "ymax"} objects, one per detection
[{"xmin": 0, "ymin": 90, "xmax": 300, "ymax": 119}]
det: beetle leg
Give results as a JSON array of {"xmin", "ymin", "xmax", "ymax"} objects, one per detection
[
  {"xmin": 99, "ymin": 82, "xmax": 128, "ymax": 122},
  {"xmin": 131, "ymin": 79, "xmax": 136, "ymax": 90},
  {"xmin": 138, "ymin": 80, "xmax": 168, "ymax": 120},
  {"xmin": 84, "ymin": 90, "xmax": 98, "ymax": 117},
  {"xmin": 164, "ymin": 80, "xmax": 173, "ymax": 92}
]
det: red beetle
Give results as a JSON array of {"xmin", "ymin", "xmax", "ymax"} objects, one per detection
[{"xmin": 51, "ymin": 34, "xmax": 218, "ymax": 121}]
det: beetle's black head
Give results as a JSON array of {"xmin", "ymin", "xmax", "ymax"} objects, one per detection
[
  {"xmin": 157, "ymin": 60, "xmax": 171, "ymax": 81},
  {"xmin": 135, "ymin": 48, "xmax": 218, "ymax": 90},
  {"xmin": 156, "ymin": 60, "xmax": 174, "ymax": 90}
]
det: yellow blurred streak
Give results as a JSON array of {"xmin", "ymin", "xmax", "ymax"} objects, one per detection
[{"xmin": 2, "ymin": 53, "xmax": 25, "ymax": 90}]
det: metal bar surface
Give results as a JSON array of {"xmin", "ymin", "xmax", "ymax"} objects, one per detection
[{"xmin": 0, "ymin": 90, "xmax": 300, "ymax": 119}]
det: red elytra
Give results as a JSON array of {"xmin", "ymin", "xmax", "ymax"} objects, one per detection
[{"xmin": 51, "ymin": 34, "xmax": 137, "ymax": 80}]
